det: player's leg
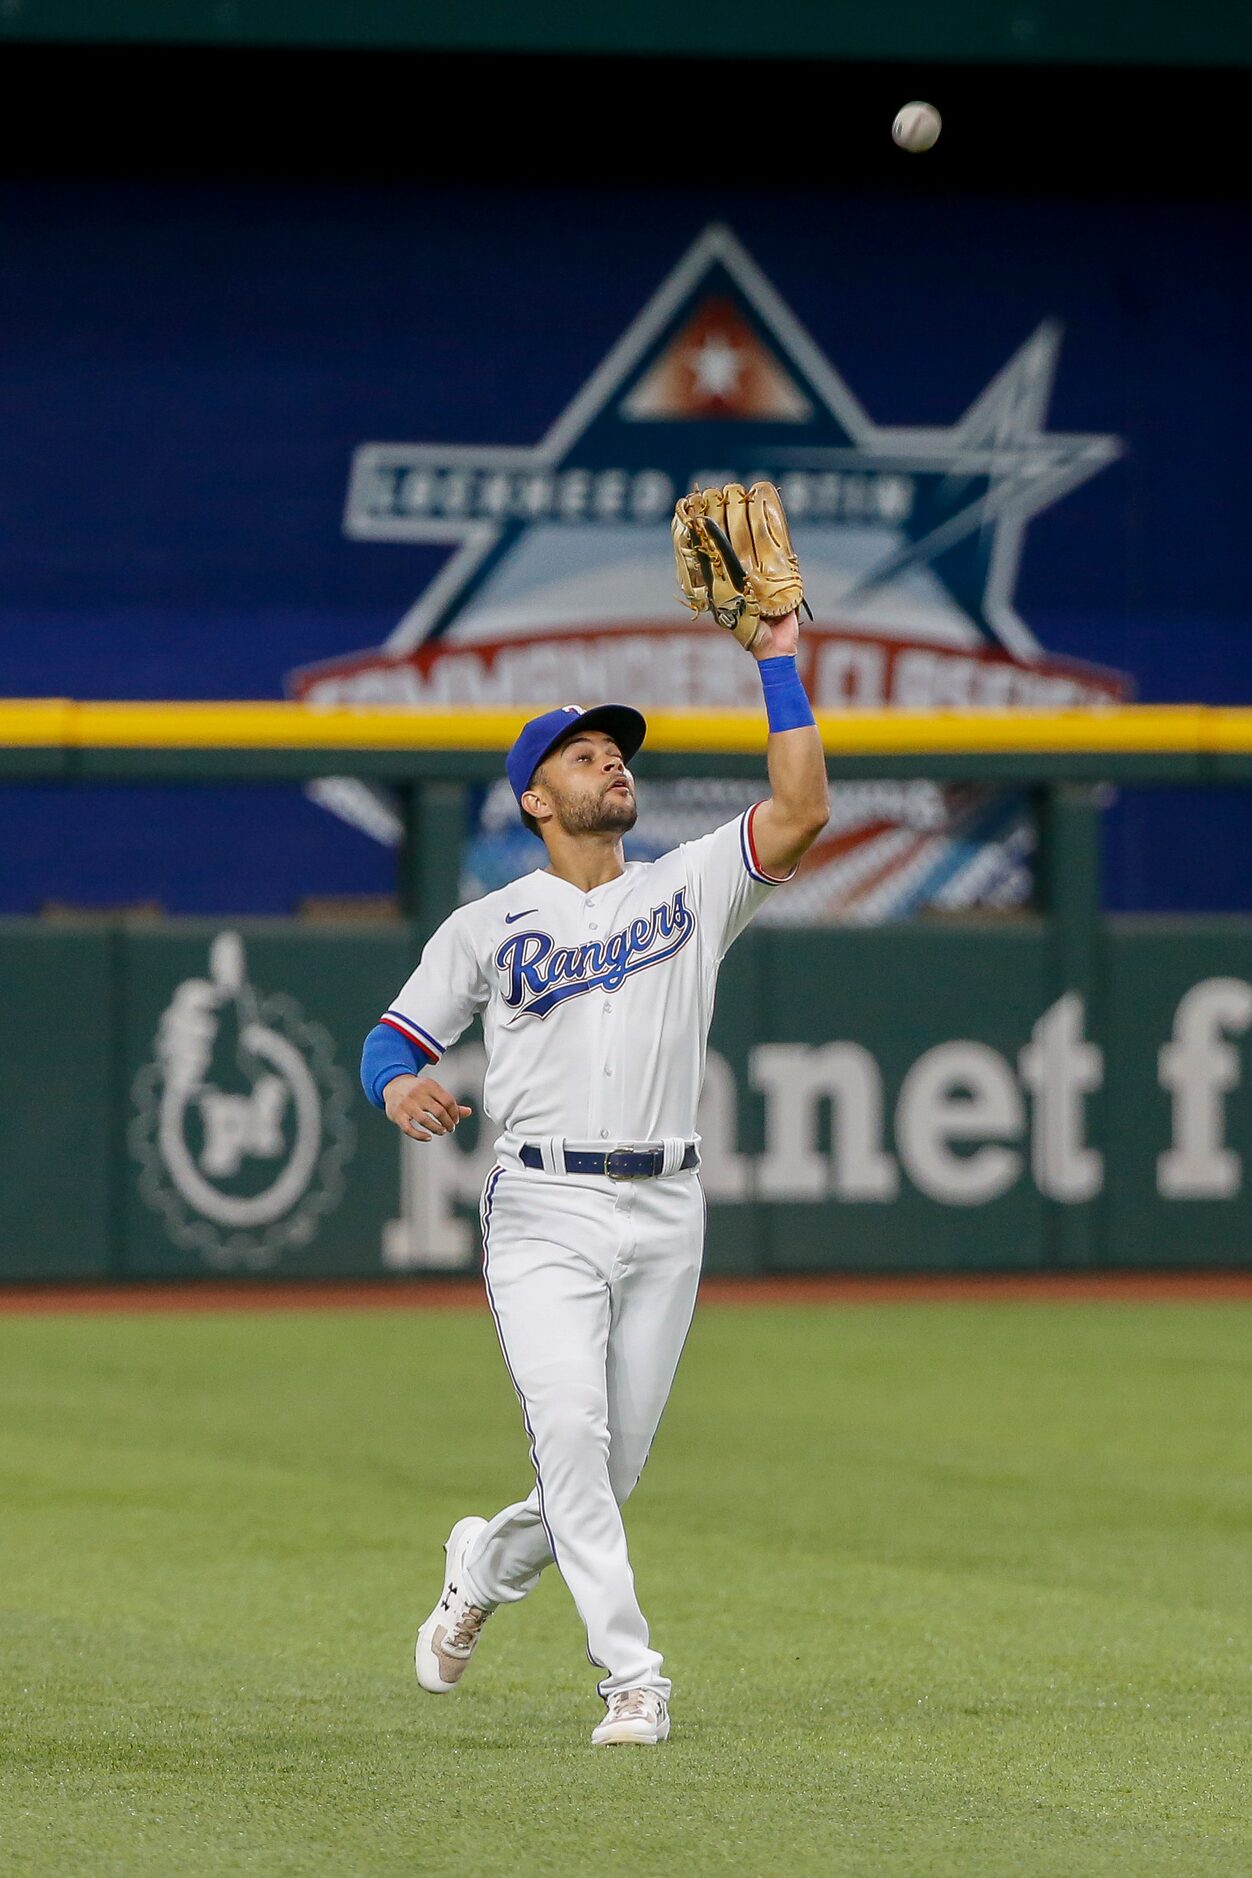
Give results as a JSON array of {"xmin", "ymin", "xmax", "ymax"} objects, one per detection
[
  {"xmin": 462, "ymin": 1170, "xmax": 703, "ymax": 1599},
  {"xmin": 468, "ymin": 1173, "xmax": 705, "ymax": 1584},
  {"xmin": 587, "ymin": 1174, "xmax": 702, "ymax": 1744},
  {"xmin": 461, "ymin": 1482, "xmax": 549, "ymax": 1604},
  {"xmin": 604, "ymin": 1173, "xmax": 704, "ymax": 1509},
  {"xmin": 458, "ymin": 1162, "xmax": 577, "ymax": 1607},
  {"xmin": 465, "ymin": 1165, "xmax": 669, "ymax": 1698}
]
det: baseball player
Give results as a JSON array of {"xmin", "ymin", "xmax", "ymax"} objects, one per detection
[{"xmin": 360, "ymin": 484, "xmax": 828, "ymax": 1745}]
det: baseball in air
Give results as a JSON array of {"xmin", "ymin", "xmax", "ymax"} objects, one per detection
[{"xmin": 892, "ymin": 101, "xmax": 942, "ymax": 153}]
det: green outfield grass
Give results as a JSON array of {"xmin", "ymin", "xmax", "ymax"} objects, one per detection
[{"xmin": 1, "ymin": 1295, "xmax": 1249, "ymax": 1876}]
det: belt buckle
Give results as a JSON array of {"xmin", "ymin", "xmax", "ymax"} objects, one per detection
[{"xmin": 605, "ymin": 1145, "xmax": 653, "ymax": 1181}]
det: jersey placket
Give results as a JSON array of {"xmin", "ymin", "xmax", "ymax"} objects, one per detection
[{"xmin": 584, "ymin": 887, "xmax": 622, "ymax": 1146}]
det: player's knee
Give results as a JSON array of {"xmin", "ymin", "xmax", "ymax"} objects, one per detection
[
  {"xmin": 529, "ymin": 1383, "xmax": 609, "ymax": 1471},
  {"xmin": 608, "ymin": 1466, "xmax": 642, "ymax": 1506},
  {"xmin": 607, "ymin": 1434, "xmax": 649, "ymax": 1504}
]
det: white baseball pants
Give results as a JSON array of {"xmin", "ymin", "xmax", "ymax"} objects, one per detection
[{"xmin": 461, "ymin": 1159, "xmax": 704, "ymax": 1700}]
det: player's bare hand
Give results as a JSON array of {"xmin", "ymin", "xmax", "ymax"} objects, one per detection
[
  {"xmin": 383, "ymin": 1073, "xmax": 472, "ymax": 1142},
  {"xmin": 751, "ymin": 608, "xmax": 800, "ymax": 660}
]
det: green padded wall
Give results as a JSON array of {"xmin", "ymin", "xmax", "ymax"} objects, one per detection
[
  {"xmin": 0, "ymin": 925, "xmax": 116, "ymax": 1280},
  {"xmin": 5, "ymin": 915, "xmax": 1252, "ymax": 1282}
]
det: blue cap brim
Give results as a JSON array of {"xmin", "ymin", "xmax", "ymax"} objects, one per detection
[{"xmin": 520, "ymin": 703, "xmax": 647, "ymax": 795}]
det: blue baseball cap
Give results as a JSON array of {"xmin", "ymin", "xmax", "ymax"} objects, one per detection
[{"xmin": 506, "ymin": 703, "xmax": 647, "ymax": 807}]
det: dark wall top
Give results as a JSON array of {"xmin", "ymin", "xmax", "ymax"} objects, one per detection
[{"xmin": 2, "ymin": 0, "xmax": 1251, "ymax": 68}]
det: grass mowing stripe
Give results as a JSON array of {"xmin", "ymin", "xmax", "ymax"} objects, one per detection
[{"xmin": 1, "ymin": 1303, "xmax": 1249, "ymax": 1875}]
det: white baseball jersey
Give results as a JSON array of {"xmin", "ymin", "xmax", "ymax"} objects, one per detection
[{"xmin": 381, "ymin": 805, "xmax": 791, "ymax": 1147}]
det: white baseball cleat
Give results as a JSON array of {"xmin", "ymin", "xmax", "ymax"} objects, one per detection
[
  {"xmin": 591, "ymin": 1688, "xmax": 671, "ymax": 1746},
  {"xmin": 415, "ymin": 1515, "xmax": 492, "ymax": 1694}
]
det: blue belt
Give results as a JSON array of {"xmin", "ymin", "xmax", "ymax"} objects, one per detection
[{"xmin": 519, "ymin": 1143, "xmax": 699, "ymax": 1180}]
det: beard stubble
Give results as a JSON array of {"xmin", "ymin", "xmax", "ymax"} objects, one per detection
[{"xmin": 551, "ymin": 785, "xmax": 638, "ymax": 838}]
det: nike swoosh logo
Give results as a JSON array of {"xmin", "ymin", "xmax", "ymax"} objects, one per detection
[{"xmin": 504, "ymin": 908, "xmax": 538, "ymax": 924}]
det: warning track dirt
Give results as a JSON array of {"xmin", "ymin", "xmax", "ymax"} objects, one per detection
[{"xmin": 2, "ymin": 1271, "xmax": 1251, "ymax": 1314}]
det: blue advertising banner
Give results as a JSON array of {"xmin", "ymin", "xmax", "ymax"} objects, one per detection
[{"xmin": 1, "ymin": 180, "xmax": 1250, "ymax": 914}]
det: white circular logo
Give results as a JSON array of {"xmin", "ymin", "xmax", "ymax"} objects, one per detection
[{"xmin": 130, "ymin": 932, "xmax": 355, "ymax": 1270}]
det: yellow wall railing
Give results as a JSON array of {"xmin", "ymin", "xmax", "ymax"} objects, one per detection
[{"xmin": 4, "ymin": 698, "xmax": 1252, "ymax": 755}]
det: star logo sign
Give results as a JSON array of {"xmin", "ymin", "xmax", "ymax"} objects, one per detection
[
  {"xmin": 293, "ymin": 224, "xmax": 1128, "ymax": 920},
  {"xmin": 308, "ymin": 224, "xmax": 1123, "ymax": 691}
]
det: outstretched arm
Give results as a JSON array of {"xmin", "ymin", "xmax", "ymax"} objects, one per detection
[
  {"xmin": 746, "ymin": 610, "xmax": 830, "ymax": 878},
  {"xmin": 672, "ymin": 482, "xmax": 828, "ymax": 877}
]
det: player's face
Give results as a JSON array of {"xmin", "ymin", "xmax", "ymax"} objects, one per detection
[{"xmin": 534, "ymin": 731, "xmax": 637, "ymax": 837}]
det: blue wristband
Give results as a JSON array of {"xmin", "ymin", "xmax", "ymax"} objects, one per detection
[{"xmin": 758, "ymin": 654, "xmax": 816, "ymax": 733}]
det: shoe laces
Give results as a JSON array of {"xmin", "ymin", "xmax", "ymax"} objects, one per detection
[
  {"xmin": 607, "ymin": 1688, "xmax": 658, "ymax": 1721},
  {"xmin": 445, "ymin": 1600, "xmax": 489, "ymax": 1654}
]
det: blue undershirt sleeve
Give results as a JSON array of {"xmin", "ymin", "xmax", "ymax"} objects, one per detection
[{"xmin": 360, "ymin": 1022, "xmax": 426, "ymax": 1109}]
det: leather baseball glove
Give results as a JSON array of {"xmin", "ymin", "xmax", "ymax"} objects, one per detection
[{"xmin": 672, "ymin": 480, "xmax": 807, "ymax": 652}]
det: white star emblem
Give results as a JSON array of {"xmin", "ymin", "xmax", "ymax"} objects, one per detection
[{"xmin": 689, "ymin": 334, "xmax": 743, "ymax": 398}]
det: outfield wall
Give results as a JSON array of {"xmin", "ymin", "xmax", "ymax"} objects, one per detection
[{"xmin": 6, "ymin": 917, "xmax": 1252, "ymax": 1282}]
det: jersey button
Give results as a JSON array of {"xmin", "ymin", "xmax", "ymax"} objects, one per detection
[
  {"xmin": 603, "ymin": 1002, "xmax": 612, "ymax": 1015},
  {"xmin": 599, "ymin": 1128, "xmax": 609, "ymax": 1139},
  {"xmin": 588, "ymin": 922, "xmax": 598, "ymax": 931}
]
